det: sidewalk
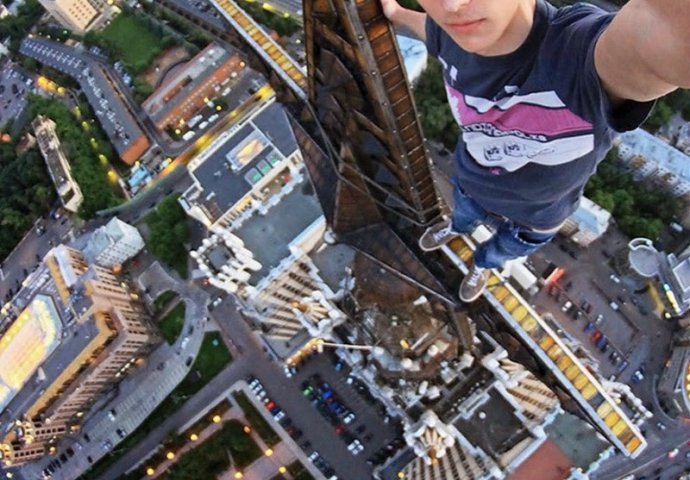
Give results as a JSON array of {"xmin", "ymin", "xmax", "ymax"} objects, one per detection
[{"xmin": 147, "ymin": 403, "xmax": 299, "ymax": 479}]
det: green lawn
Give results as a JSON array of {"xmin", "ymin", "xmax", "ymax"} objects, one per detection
[
  {"xmin": 232, "ymin": 390, "xmax": 280, "ymax": 446},
  {"xmin": 100, "ymin": 14, "xmax": 163, "ymax": 72},
  {"xmin": 154, "ymin": 290, "xmax": 178, "ymax": 314},
  {"xmin": 78, "ymin": 333, "xmax": 232, "ymax": 480},
  {"xmin": 159, "ymin": 302, "xmax": 185, "ymax": 344}
]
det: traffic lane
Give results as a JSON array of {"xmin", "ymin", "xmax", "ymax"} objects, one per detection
[
  {"xmin": 0, "ymin": 214, "xmax": 73, "ymax": 299},
  {"xmin": 592, "ymin": 424, "xmax": 690, "ymax": 480}
]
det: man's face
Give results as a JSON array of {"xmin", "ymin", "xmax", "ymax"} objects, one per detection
[{"xmin": 418, "ymin": 0, "xmax": 530, "ymax": 56}]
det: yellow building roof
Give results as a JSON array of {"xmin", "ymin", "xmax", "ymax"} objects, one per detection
[{"xmin": 0, "ymin": 295, "xmax": 62, "ymax": 412}]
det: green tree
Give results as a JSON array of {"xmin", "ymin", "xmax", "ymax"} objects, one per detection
[
  {"xmin": 644, "ymin": 100, "xmax": 673, "ymax": 131},
  {"xmin": 413, "ymin": 58, "xmax": 460, "ymax": 149}
]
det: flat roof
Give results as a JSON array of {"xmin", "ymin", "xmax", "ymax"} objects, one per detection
[
  {"xmin": 234, "ymin": 177, "xmax": 323, "ymax": 283},
  {"xmin": 619, "ymin": 129, "xmax": 690, "ymax": 182},
  {"xmin": 507, "ymin": 440, "xmax": 572, "ymax": 480},
  {"xmin": 0, "ymin": 295, "xmax": 62, "ymax": 413},
  {"xmin": 673, "ymin": 259, "xmax": 690, "ymax": 294},
  {"xmin": 161, "ymin": 0, "xmax": 227, "ymax": 32},
  {"xmin": 190, "ymin": 99, "xmax": 298, "ymax": 215},
  {"xmin": 310, "ymin": 243, "xmax": 356, "ymax": 293},
  {"xmin": 453, "ymin": 389, "xmax": 529, "ymax": 458},
  {"xmin": 144, "ymin": 43, "xmax": 237, "ymax": 121},
  {"xmin": 19, "ymin": 38, "xmax": 148, "ymax": 160}
]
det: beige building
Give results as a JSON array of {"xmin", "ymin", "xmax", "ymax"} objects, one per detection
[
  {"xmin": 0, "ymin": 245, "xmax": 158, "ymax": 466},
  {"xmin": 38, "ymin": 0, "xmax": 117, "ymax": 34},
  {"xmin": 559, "ymin": 196, "xmax": 611, "ymax": 247},
  {"xmin": 33, "ymin": 115, "xmax": 83, "ymax": 213}
]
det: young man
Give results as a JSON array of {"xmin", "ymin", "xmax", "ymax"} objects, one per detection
[{"xmin": 381, "ymin": 0, "xmax": 690, "ymax": 302}]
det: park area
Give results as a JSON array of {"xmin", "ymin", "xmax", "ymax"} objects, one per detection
[
  {"xmin": 158, "ymin": 302, "xmax": 184, "ymax": 344},
  {"xmin": 99, "ymin": 13, "xmax": 166, "ymax": 73}
]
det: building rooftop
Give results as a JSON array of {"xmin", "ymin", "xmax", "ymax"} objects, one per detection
[
  {"xmin": 454, "ymin": 389, "xmax": 529, "ymax": 459},
  {"xmin": 160, "ymin": 0, "xmax": 227, "ymax": 32},
  {"xmin": 0, "ymin": 295, "xmax": 63, "ymax": 413},
  {"xmin": 628, "ymin": 238, "xmax": 661, "ymax": 278},
  {"xmin": 188, "ymin": 99, "xmax": 299, "ymax": 215},
  {"xmin": 672, "ymin": 258, "xmax": 690, "ymax": 299},
  {"xmin": 83, "ymin": 217, "xmax": 143, "ymax": 265},
  {"xmin": 618, "ymin": 129, "xmax": 690, "ymax": 182},
  {"xmin": 19, "ymin": 37, "xmax": 149, "ymax": 162},
  {"xmin": 0, "ymin": 314, "xmax": 99, "ymax": 432},
  {"xmin": 234, "ymin": 177, "xmax": 323, "ymax": 283},
  {"xmin": 143, "ymin": 43, "xmax": 242, "ymax": 122},
  {"xmin": 310, "ymin": 243, "xmax": 356, "ymax": 293},
  {"xmin": 33, "ymin": 116, "xmax": 82, "ymax": 210},
  {"xmin": 507, "ymin": 440, "xmax": 572, "ymax": 480},
  {"xmin": 570, "ymin": 196, "xmax": 610, "ymax": 235}
]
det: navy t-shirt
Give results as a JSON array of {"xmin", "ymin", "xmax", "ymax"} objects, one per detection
[{"xmin": 425, "ymin": 0, "xmax": 653, "ymax": 229}]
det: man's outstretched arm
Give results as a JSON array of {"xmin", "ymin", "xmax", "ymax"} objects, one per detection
[
  {"xmin": 595, "ymin": 0, "xmax": 690, "ymax": 103},
  {"xmin": 380, "ymin": 0, "xmax": 427, "ymax": 41}
]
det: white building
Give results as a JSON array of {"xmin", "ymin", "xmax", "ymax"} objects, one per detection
[
  {"xmin": 615, "ymin": 129, "xmax": 690, "ymax": 199},
  {"xmin": 559, "ymin": 196, "xmax": 611, "ymax": 247},
  {"xmin": 83, "ymin": 217, "xmax": 145, "ymax": 268},
  {"xmin": 179, "ymin": 96, "xmax": 305, "ymax": 231}
]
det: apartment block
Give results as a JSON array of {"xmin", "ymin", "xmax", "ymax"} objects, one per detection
[
  {"xmin": 33, "ymin": 115, "xmax": 84, "ymax": 213},
  {"xmin": 0, "ymin": 245, "xmax": 158, "ymax": 466}
]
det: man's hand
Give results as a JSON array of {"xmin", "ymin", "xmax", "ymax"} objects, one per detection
[{"xmin": 379, "ymin": 0, "xmax": 427, "ymax": 41}]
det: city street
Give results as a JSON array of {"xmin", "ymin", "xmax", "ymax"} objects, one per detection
[{"xmin": 0, "ymin": 211, "xmax": 74, "ymax": 304}]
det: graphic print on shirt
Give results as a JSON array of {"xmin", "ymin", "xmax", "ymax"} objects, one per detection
[{"xmin": 444, "ymin": 82, "xmax": 595, "ymax": 173}]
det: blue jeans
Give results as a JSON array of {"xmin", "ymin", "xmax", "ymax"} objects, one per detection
[{"xmin": 450, "ymin": 182, "xmax": 556, "ymax": 269}]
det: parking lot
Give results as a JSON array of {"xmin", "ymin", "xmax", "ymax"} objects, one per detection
[
  {"xmin": 530, "ymin": 230, "xmax": 673, "ymax": 400},
  {"xmin": 246, "ymin": 351, "xmax": 402, "ymax": 479},
  {"xmin": 0, "ymin": 63, "xmax": 31, "ymax": 129}
]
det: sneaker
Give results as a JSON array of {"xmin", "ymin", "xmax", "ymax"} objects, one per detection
[
  {"xmin": 419, "ymin": 221, "xmax": 460, "ymax": 251},
  {"xmin": 459, "ymin": 263, "xmax": 490, "ymax": 303}
]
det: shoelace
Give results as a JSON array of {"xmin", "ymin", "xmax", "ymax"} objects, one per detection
[
  {"xmin": 432, "ymin": 225, "xmax": 452, "ymax": 242},
  {"xmin": 466, "ymin": 266, "xmax": 485, "ymax": 286}
]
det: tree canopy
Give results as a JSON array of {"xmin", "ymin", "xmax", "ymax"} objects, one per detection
[
  {"xmin": 145, "ymin": 194, "xmax": 190, "ymax": 278},
  {"xmin": 28, "ymin": 96, "xmax": 124, "ymax": 218},
  {"xmin": 585, "ymin": 149, "xmax": 682, "ymax": 240}
]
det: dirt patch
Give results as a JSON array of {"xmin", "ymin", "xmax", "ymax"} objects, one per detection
[{"xmin": 142, "ymin": 46, "xmax": 191, "ymax": 88}]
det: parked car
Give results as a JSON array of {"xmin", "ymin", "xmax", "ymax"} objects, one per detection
[
  {"xmin": 561, "ymin": 301, "xmax": 573, "ymax": 313},
  {"xmin": 583, "ymin": 322, "xmax": 594, "ymax": 334},
  {"xmin": 591, "ymin": 330, "xmax": 603, "ymax": 343},
  {"xmin": 630, "ymin": 369, "xmax": 644, "ymax": 384}
]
